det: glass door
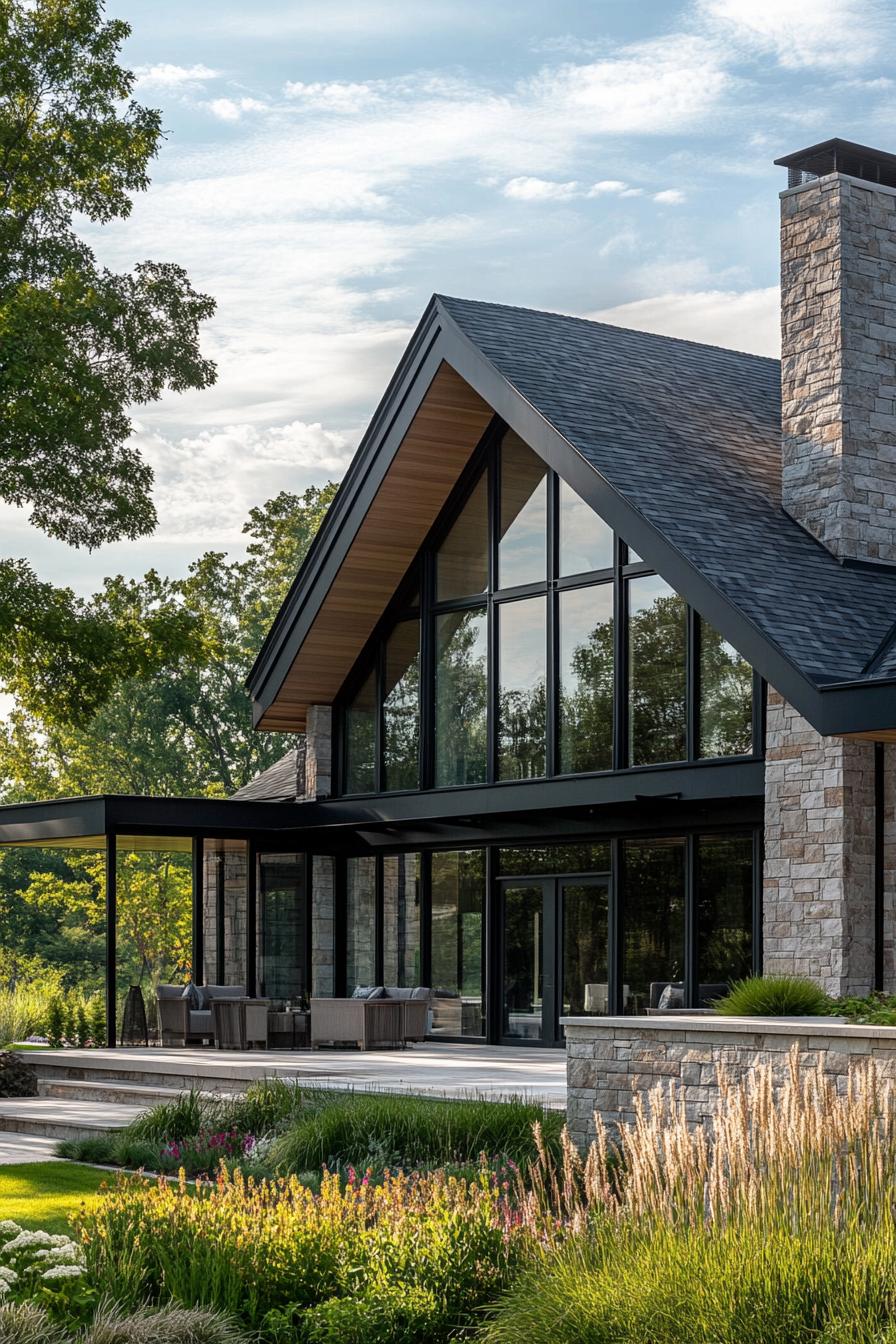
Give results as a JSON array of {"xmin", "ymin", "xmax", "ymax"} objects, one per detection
[
  {"xmin": 560, "ymin": 878, "xmax": 610, "ymax": 1027},
  {"xmin": 501, "ymin": 881, "xmax": 552, "ymax": 1042}
]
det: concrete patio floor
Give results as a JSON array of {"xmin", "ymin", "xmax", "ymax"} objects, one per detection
[{"xmin": 39, "ymin": 1040, "xmax": 567, "ymax": 1105}]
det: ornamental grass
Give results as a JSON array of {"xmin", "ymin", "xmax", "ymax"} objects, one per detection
[
  {"xmin": 76, "ymin": 1164, "xmax": 523, "ymax": 1341},
  {"xmin": 485, "ymin": 1046, "xmax": 896, "ymax": 1343}
]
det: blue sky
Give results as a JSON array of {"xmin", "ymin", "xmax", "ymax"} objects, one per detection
[{"xmin": 8, "ymin": 0, "xmax": 896, "ymax": 593}]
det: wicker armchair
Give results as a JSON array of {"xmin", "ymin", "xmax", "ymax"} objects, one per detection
[
  {"xmin": 155, "ymin": 984, "xmax": 245, "ymax": 1046},
  {"xmin": 310, "ymin": 989, "xmax": 430, "ymax": 1049}
]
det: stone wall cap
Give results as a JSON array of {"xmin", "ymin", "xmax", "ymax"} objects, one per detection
[{"xmin": 559, "ymin": 1014, "xmax": 896, "ymax": 1039}]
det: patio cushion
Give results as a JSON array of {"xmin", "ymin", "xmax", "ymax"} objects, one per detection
[
  {"xmin": 203, "ymin": 984, "xmax": 245, "ymax": 1002},
  {"xmin": 352, "ymin": 985, "xmax": 383, "ymax": 999},
  {"xmin": 189, "ymin": 1009, "xmax": 213, "ymax": 1034},
  {"xmin": 156, "ymin": 984, "xmax": 184, "ymax": 1001},
  {"xmin": 410, "ymin": 986, "xmax": 431, "ymax": 1001},
  {"xmin": 384, "ymin": 986, "xmax": 413, "ymax": 1000}
]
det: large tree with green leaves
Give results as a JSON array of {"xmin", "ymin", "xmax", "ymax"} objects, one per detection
[{"xmin": 0, "ymin": 0, "xmax": 216, "ymax": 722}]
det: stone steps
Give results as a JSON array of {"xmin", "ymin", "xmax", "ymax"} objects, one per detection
[
  {"xmin": 36, "ymin": 1077, "xmax": 243, "ymax": 1108},
  {"xmin": 0, "ymin": 1097, "xmax": 145, "ymax": 1141}
]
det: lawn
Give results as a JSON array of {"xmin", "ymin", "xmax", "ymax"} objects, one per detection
[{"xmin": 0, "ymin": 1161, "xmax": 109, "ymax": 1233}]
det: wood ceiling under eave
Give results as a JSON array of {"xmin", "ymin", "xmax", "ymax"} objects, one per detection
[{"xmin": 257, "ymin": 362, "xmax": 495, "ymax": 731}]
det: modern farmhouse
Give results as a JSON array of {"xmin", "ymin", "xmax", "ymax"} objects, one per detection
[{"xmin": 3, "ymin": 137, "xmax": 896, "ymax": 1049}]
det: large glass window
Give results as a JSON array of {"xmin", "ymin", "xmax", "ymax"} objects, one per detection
[
  {"xmin": 344, "ymin": 670, "xmax": 376, "ymax": 794},
  {"xmin": 430, "ymin": 849, "xmax": 485, "ymax": 1036},
  {"xmin": 437, "ymin": 472, "xmax": 488, "ymax": 602},
  {"xmin": 345, "ymin": 856, "xmax": 376, "ymax": 990},
  {"xmin": 559, "ymin": 478, "xmax": 614, "ymax": 576},
  {"xmin": 499, "ymin": 432, "xmax": 547, "ymax": 588},
  {"xmin": 558, "ymin": 584, "xmax": 613, "ymax": 774},
  {"xmin": 258, "ymin": 854, "xmax": 307, "ymax": 1003},
  {"xmin": 696, "ymin": 834, "xmax": 753, "ymax": 993},
  {"xmin": 435, "ymin": 608, "xmax": 488, "ymax": 787},
  {"xmin": 339, "ymin": 428, "xmax": 759, "ymax": 795},
  {"xmin": 628, "ymin": 576, "xmax": 686, "ymax": 765},
  {"xmin": 498, "ymin": 842, "xmax": 610, "ymax": 876},
  {"xmin": 382, "ymin": 853, "xmax": 421, "ymax": 987},
  {"xmin": 699, "ymin": 618, "xmax": 753, "ymax": 758},
  {"xmin": 562, "ymin": 880, "xmax": 610, "ymax": 1017},
  {"xmin": 497, "ymin": 596, "xmax": 546, "ymax": 779},
  {"xmin": 622, "ymin": 838, "xmax": 685, "ymax": 1015},
  {"xmin": 383, "ymin": 620, "xmax": 420, "ymax": 790}
]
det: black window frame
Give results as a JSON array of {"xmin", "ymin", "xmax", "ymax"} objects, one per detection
[{"xmin": 334, "ymin": 417, "xmax": 763, "ymax": 799}]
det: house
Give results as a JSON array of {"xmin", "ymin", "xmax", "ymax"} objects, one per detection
[{"xmin": 3, "ymin": 136, "xmax": 896, "ymax": 1047}]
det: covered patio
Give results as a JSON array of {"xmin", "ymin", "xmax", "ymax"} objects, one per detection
[{"xmin": 0, "ymin": 793, "xmax": 330, "ymax": 1048}]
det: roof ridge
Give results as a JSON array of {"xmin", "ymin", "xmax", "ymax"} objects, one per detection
[{"xmin": 434, "ymin": 292, "xmax": 781, "ymax": 368}]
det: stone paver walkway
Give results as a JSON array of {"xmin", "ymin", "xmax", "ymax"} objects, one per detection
[{"xmin": 0, "ymin": 1132, "xmax": 61, "ymax": 1164}]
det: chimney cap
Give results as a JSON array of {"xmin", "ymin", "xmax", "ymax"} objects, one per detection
[{"xmin": 775, "ymin": 137, "xmax": 896, "ymax": 189}]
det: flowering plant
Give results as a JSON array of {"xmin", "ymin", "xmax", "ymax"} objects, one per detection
[
  {"xmin": 160, "ymin": 1128, "xmax": 257, "ymax": 1176},
  {"xmin": 0, "ymin": 1220, "xmax": 95, "ymax": 1323}
]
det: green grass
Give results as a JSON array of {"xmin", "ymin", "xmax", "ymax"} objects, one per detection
[{"xmin": 0, "ymin": 1161, "xmax": 109, "ymax": 1233}]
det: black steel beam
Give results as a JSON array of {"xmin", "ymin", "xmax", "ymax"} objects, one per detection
[
  {"xmin": 191, "ymin": 836, "xmax": 203, "ymax": 986},
  {"xmin": 105, "ymin": 833, "xmax": 117, "ymax": 1049}
]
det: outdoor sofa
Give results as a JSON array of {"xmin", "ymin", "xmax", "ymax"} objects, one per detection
[
  {"xmin": 310, "ymin": 986, "xmax": 430, "ymax": 1049},
  {"xmin": 156, "ymin": 983, "xmax": 246, "ymax": 1046}
]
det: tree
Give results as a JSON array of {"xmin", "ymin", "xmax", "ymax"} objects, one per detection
[
  {"xmin": 0, "ymin": 0, "xmax": 216, "ymax": 722},
  {"xmin": 0, "ymin": 484, "xmax": 340, "ymax": 802}
]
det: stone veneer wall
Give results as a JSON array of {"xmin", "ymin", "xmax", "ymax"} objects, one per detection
[
  {"xmin": 781, "ymin": 173, "xmax": 896, "ymax": 564},
  {"xmin": 763, "ymin": 688, "xmax": 877, "ymax": 996},
  {"xmin": 201, "ymin": 845, "xmax": 248, "ymax": 987},
  {"xmin": 565, "ymin": 1016, "xmax": 896, "ymax": 1148},
  {"xmin": 305, "ymin": 704, "xmax": 335, "ymax": 997}
]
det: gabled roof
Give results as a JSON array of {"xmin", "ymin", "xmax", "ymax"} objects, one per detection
[
  {"xmin": 231, "ymin": 745, "xmax": 304, "ymax": 802},
  {"xmin": 248, "ymin": 294, "xmax": 896, "ymax": 738}
]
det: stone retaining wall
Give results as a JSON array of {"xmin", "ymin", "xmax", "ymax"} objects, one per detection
[{"xmin": 564, "ymin": 1016, "xmax": 896, "ymax": 1150}]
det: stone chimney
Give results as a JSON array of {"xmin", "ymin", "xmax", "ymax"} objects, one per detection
[{"xmin": 777, "ymin": 138, "xmax": 896, "ymax": 564}]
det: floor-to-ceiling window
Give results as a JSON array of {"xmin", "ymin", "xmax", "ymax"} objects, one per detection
[
  {"xmin": 336, "ymin": 423, "xmax": 757, "ymax": 797},
  {"xmin": 257, "ymin": 854, "xmax": 308, "ymax": 1004},
  {"xmin": 430, "ymin": 849, "xmax": 486, "ymax": 1037}
]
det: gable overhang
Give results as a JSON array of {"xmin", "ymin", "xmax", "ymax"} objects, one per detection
[{"xmin": 248, "ymin": 297, "xmax": 896, "ymax": 741}]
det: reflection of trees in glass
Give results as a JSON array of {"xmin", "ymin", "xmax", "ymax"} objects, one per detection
[
  {"xmin": 563, "ymin": 882, "xmax": 609, "ymax": 1016},
  {"xmin": 559, "ymin": 587, "xmax": 613, "ymax": 774},
  {"xmin": 382, "ymin": 854, "xmax": 420, "ymax": 987},
  {"xmin": 622, "ymin": 839, "xmax": 685, "ymax": 1014},
  {"xmin": 431, "ymin": 850, "xmax": 485, "ymax": 1036},
  {"xmin": 383, "ymin": 622, "xmax": 420, "ymax": 791},
  {"xmin": 435, "ymin": 610, "xmax": 487, "ymax": 787},
  {"xmin": 628, "ymin": 584, "xmax": 686, "ymax": 765},
  {"xmin": 499, "ymin": 433, "xmax": 547, "ymax": 588},
  {"xmin": 699, "ymin": 622, "xmax": 753, "ymax": 757},
  {"xmin": 345, "ymin": 669, "xmax": 376, "ymax": 793},
  {"xmin": 498, "ymin": 597, "xmax": 546, "ymax": 780},
  {"xmin": 697, "ymin": 835, "xmax": 752, "ymax": 986}
]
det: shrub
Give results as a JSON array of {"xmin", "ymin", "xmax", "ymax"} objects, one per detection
[
  {"xmin": 0, "ymin": 1053, "xmax": 37, "ymax": 1099},
  {"xmin": 124, "ymin": 1091, "xmax": 206, "ymax": 1145},
  {"xmin": 835, "ymin": 992, "xmax": 896, "ymax": 1026},
  {"xmin": 45, "ymin": 1001, "xmax": 65, "ymax": 1051},
  {"xmin": 86, "ymin": 1000, "xmax": 105, "ymax": 1050},
  {"xmin": 0, "ymin": 989, "xmax": 54, "ymax": 1049},
  {"xmin": 0, "ymin": 1221, "xmax": 94, "ymax": 1325},
  {"xmin": 77, "ymin": 1166, "xmax": 523, "ymax": 1338},
  {"xmin": 713, "ymin": 974, "xmax": 831, "ymax": 1017},
  {"xmin": 83, "ymin": 1301, "xmax": 248, "ymax": 1344},
  {"xmin": 216, "ymin": 1077, "xmax": 303, "ymax": 1137},
  {"xmin": 0, "ymin": 1302, "xmax": 65, "ymax": 1344},
  {"xmin": 268, "ymin": 1091, "xmax": 564, "ymax": 1173}
]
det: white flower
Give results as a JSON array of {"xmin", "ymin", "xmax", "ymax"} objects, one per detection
[
  {"xmin": 2, "ymin": 1230, "xmax": 54, "ymax": 1253},
  {"xmin": 41, "ymin": 1264, "xmax": 85, "ymax": 1281},
  {"xmin": 0, "ymin": 1280, "xmax": 9, "ymax": 1297},
  {"xmin": 48, "ymin": 1235, "xmax": 74, "ymax": 1247},
  {"xmin": 0, "ymin": 1267, "xmax": 17, "ymax": 1283},
  {"xmin": 0, "ymin": 1222, "xmax": 22, "ymax": 1238},
  {"xmin": 33, "ymin": 1246, "xmax": 84, "ymax": 1265}
]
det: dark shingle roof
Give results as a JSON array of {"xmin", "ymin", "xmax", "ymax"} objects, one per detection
[
  {"xmin": 438, "ymin": 295, "xmax": 896, "ymax": 686},
  {"xmin": 231, "ymin": 744, "xmax": 304, "ymax": 801}
]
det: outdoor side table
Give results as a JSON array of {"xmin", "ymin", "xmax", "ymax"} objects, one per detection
[{"xmin": 268, "ymin": 1008, "xmax": 309, "ymax": 1049}]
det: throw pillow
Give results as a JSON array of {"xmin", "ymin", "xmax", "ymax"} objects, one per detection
[
  {"xmin": 367, "ymin": 986, "xmax": 386, "ymax": 1000},
  {"xmin": 352, "ymin": 985, "xmax": 375, "ymax": 1000},
  {"xmin": 181, "ymin": 982, "xmax": 202, "ymax": 1010}
]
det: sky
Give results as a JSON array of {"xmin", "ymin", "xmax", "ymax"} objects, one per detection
[{"xmin": 7, "ymin": 0, "xmax": 896, "ymax": 596}]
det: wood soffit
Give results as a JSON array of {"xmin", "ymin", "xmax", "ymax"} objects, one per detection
[{"xmin": 257, "ymin": 362, "xmax": 493, "ymax": 730}]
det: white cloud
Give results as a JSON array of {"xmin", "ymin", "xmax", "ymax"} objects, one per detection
[
  {"xmin": 284, "ymin": 80, "xmax": 380, "ymax": 113},
  {"xmin": 204, "ymin": 96, "xmax": 268, "ymax": 122},
  {"xmin": 588, "ymin": 180, "xmax": 631, "ymax": 195},
  {"xmin": 132, "ymin": 419, "xmax": 356, "ymax": 543},
  {"xmin": 503, "ymin": 176, "xmax": 581, "ymax": 201},
  {"xmin": 654, "ymin": 188, "xmax": 686, "ymax": 205},
  {"xmin": 134, "ymin": 62, "xmax": 219, "ymax": 92},
  {"xmin": 698, "ymin": 0, "xmax": 889, "ymax": 70},
  {"xmin": 589, "ymin": 287, "xmax": 780, "ymax": 357}
]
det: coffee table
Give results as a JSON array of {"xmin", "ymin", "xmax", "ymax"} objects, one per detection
[{"xmin": 267, "ymin": 1008, "xmax": 309, "ymax": 1049}]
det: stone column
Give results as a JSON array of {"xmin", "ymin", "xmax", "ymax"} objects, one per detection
[
  {"xmin": 304, "ymin": 706, "xmax": 332, "ymax": 800},
  {"xmin": 763, "ymin": 689, "xmax": 876, "ymax": 996},
  {"xmin": 780, "ymin": 173, "xmax": 896, "ymax": 564}
]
